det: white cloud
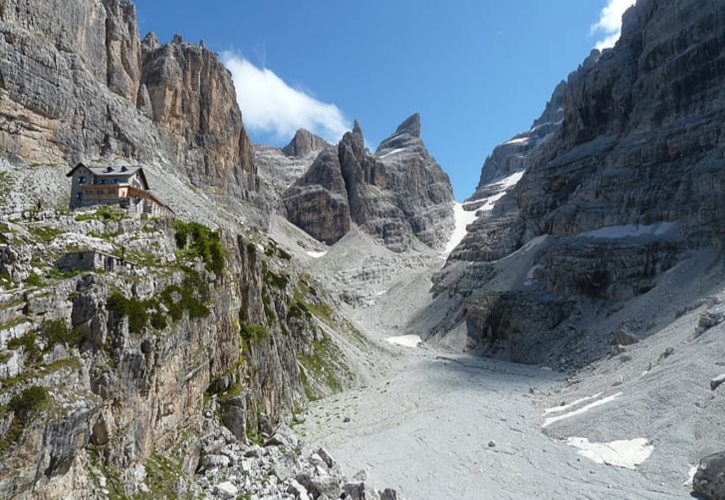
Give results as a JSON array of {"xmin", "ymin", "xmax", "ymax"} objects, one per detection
[
  {"xmin": 222, "ymin": 53, "xmax": 350, "ymax": 144},
  {"xmin": 591, "ymin": 0, "xmax": 636, "ymax": 50}
]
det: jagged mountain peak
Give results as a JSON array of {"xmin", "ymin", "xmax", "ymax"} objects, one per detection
[
  {"xmin": 142, "ymin": 32, "xmax": 160, "ymax": 51},
  {"xmin": 375, "ymin": 113, "xmax": 425, "ymax": 156},
  {"xmin": 352, "ymin": 120, "xmax": 363, "ymax": 137},
  {"xmin": 281, "ymin": 128, "xmax": 328, "ymax": 157},
  {"xmin": 394, "ymin": 112, "xmax": 421, "ymax": 138}
]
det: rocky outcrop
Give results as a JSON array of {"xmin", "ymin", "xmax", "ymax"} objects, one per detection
[
  {"xmin": 283, "ymin": 148, "xmax": 352, "ymax": 244},
  {"xmin": 459, "ymin": 0, "xmax": 725, "ymax": 264},
  {"xmin": 255, "ymin": 130, "xmax": 329, "ymax": 213},
  {"xmin": 471, "ymin": 79, "xmax": 568, "ymax": 195},
  {"xmin": 693, "ymin": 451, "xmax": 725, "ymax": 499},
  {"xmin": 0, "ymin": 214, "xmax": 361, "ymax": 497},
  {"xmin": 140, "ymin": 34, "xmax": 258, "ymax": 197},
  {"xmin": 0, "ymin": 0, "xmax": 258, "ymax": 200},
  {"xmin": 282, "ymin": 128, "xmax": 329, "ymax": 158},
  {"xmin": 432, "ymin": 0, "xmax": 725, "ymax": 363},
  {"xmin": 283, "ymin": 115, "xmax": 454, "ymax": 251}
]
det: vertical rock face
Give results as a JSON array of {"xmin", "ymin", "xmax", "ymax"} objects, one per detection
[
  {"xmin": 454, "ymin": 0, "xmax": 725, "ymax": 264},
  {"xmin": 430, "ymin": 0, "xmax": 725, "ymax": 363},
  {"xmin": 283, "ymin": 148, "xmax": 352, "ymax": 244},
  {"xmin": 103, "ymin": 0, "xmax": 142, "ymax": 102},
  {"xmin": 0, "ymin": 0, "xmax": 258, "ymax": 199},
  {"xmin": 283, "ymin": 115, "xmax": 454, "ymax": 251},
  {"xmin": 471, "ymin": 79, "xmax": 568, "ymax": 195},
  {"xmin": 140, "ymin": 35, "xmax": 258, "ymax": 197},
  {"xmin": 372, "ymin": 114, "xmax": 455, "ymax": 249}
]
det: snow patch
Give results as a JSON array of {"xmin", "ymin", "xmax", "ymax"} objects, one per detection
[
  {"xmin": 543, "ymin": 393, "xmax": 603, "ymax": 415},
  {"xmin": 378, "ymin": 148, "xmax": 406, "ymax": 159},
  {"xmin": 496, "ymin": 170, "xmax": 525, "ymax": 189},
  {"xmin": 385, "ymin": 335, "xmax": 422, "ymax": 348},
  {"xmin": 442, "ymin": 202, "xmax": 479, "ymax": 257},
  {"xmin": 566, "ymin": 437, "xmax": 654, "ymax": 469},
  {"xmin": 306, "ymin": 250, "xmax": 327, "ymax": 259},
  {"xmin": 685, "ymin": 465, "xmax": 698, "ymax": 486},
  {"xmin": 542, "ymin": 392, "xmax": 622, "ymax": 428},
  {"xmin": 503, "ymin": 137, "xmax": 529, "ymax": 146}
]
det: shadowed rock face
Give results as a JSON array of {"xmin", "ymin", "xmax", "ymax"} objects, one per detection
[
  {"xmin": 283, "ymin": 148, "xmax": 352, "ymax": 244},
  {"xmin": 471, "ymin": 79, "xmax": 568, "ymax": 195},
  {"xmin": 455, "ymin": 0, "xmax": 725, "ymax": 264},
  {"xmin": 0, "ymin": 0, "xmax": 258, "ymax": 199},
  {"xmin": 430, "ymin": 0, "xmax": 725, "ymax": 364},
  {"xmin": 283, "ymin": 115, "xmax": 454, "ymax": 251}
]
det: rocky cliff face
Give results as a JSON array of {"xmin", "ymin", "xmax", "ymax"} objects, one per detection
[
  {"xmin": 459, "ymin": 0, "xmax": 725, "ymax": 263},
  {"xmin": 255, "ymin": 129, "xmax": 329, "ymax": 214},
  {"xmin": 0, "ymin": 0, "xmax": 258, "ymax": 200},
  {"xmin": 282, "ymin": 129, "xmax": 329, "ymax": 158},
  {"xmin": 0, "ymin": 212, "xmax": 367, "ymax": 497},
  {"xmin": 432, "ymin": 0, "xmax": 725, "ymax": 364},
  {"xmin": 141, "ymin": 34, "xmax": 258, "ymax": 197},
  {"xmin": 284, "ymin": 115, "xmax": 454, "ymax": 251},
  {"xmin": 471, "ymin": 79, "xmax": 568, "ymax": 196}
]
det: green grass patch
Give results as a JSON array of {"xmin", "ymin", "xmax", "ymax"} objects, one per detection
[
  {"xmin": 142, "ymin": 452, "xmax": 191, "ymax": 500},
  {"xmin": 240, "ymin": 323, "xmax": 267, "ymax": 343},
  {"xmin": 0, "ymin": 272, "xmax": 17, "ymax": 290},
  {"xmin": 264, "ymin": 267, "xmax": 289, "ymax": 289},
  {"xmin": 75, "ymin": 205, "xmax": 125, "ymax": 223},
  {"xmin": 24, "ymin": 272, "xmax": 46, "ymax": 288},
  {"xmin": 39, "ymin": 319, "xmax": 83, "ymax": 349},
  {"xmin": 107, "ymin": 270, "xmax": 210, "ymax": 334},
  {"xmin": 298, "ymin": 336, "xmax": 349, "ymax": 396},
  {"xmin": 46, "ymin": 267, "xmax": 82, "ymax": 281},
  {"xmin": 8, "ymin": 385, "xmax": 49, "ymax": 416},
  {"xmin": 0, "ymin": 385, "xmax": 49, "ymax": 453},
  {"xmin": 7, "ymin": 332, "xmax": 38, "ymax": 358},
  {"xmin": 107, "ymin": 291, "xmax": 152, "ymax": 334},
  {"xmin": 27, "ymin": 226, "xmax": 63, "ymax": 244}
]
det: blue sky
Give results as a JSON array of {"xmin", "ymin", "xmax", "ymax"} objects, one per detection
[{"xmin": 134, "ymin": 1, "xmax": 633, "ymax": 200}]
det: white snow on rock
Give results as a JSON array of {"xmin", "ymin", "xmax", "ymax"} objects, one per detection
[
  {"xmin": 565, "ymin": 437, "xmax": 654, "ymax": 469},
  {"xmin": 542, "ymin": 392, "xmax": 622, "ymax": 428},
  {"xmin": 443, "ymin": 171, "xmax": 527, "ymax": 258},
  {"xmin": 496, "ymin": 170, "xmax": 525, "ymax": 189},
  {"xmin": 385, "ymin": 334, "xmax": 422, "ymax": 348},
  {"xmin": 543, "ymin": 393, "xmax": 603, "ymax": 415},
  {"xmin": 442, "ymin": 202, "xmax": 479, "ymax": 257},
  {"xmin": 306, "ymin": 250, "xmax": 328, "ymax": 259},
  {"xmin": 503, "ymin": 137, "xmax": 529, "ymax": 146},
  {"xmin": 378, "ymin": 147, "xmax": 406, "ymax": 159}
]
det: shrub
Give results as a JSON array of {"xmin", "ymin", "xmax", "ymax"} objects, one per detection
[
  {"xmin": 174, "ymin": 221, "xmax": 225, "ymax": 275},
  {"xmin": 107, "ymin": 292, "xmax": 149, "ymax": 334},
  {"xmin": 39, "ymin": 319, "xmax": 83, "ymax": 349},
  {"xmin": 240, "ymin": 323, "xmax": 267, "ymax": 343},
  {"xmin": 9, "ymin": 385, "xmax": 49, "ymax": 418},
  {"xmin": 7, "ymin": 333, "xmax": 39, "ymax": 359}
]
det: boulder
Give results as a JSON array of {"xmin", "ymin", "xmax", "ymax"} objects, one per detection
[{"xmin": 693, "ymin": 451, "xmax": 725, "ymax": 499}]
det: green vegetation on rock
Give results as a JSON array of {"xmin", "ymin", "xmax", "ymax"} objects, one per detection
[{"xmin": 174, "ymin": 221, "xmax": 225, "ymax": 276}]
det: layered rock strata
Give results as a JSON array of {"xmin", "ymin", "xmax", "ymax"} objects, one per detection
[
  {"xmin": 0, "ymin": 0, "xmax": 258, "ymax": 199},
  {"xmin": 284, "ymin": 115, "xmax": 454, "ymax": 251}
]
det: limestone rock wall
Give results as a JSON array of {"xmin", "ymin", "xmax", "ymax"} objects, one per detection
[
  {"xmin": 0, "ymin": 0, "xmax": 258, "ymax": 200},
  {"xmin": 0, "ymin": 216, "xmax": 352, "ymax": 497},
  {"xmin": 283, "ymin": 115, "xmax": 454, "ymax": 251}
]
